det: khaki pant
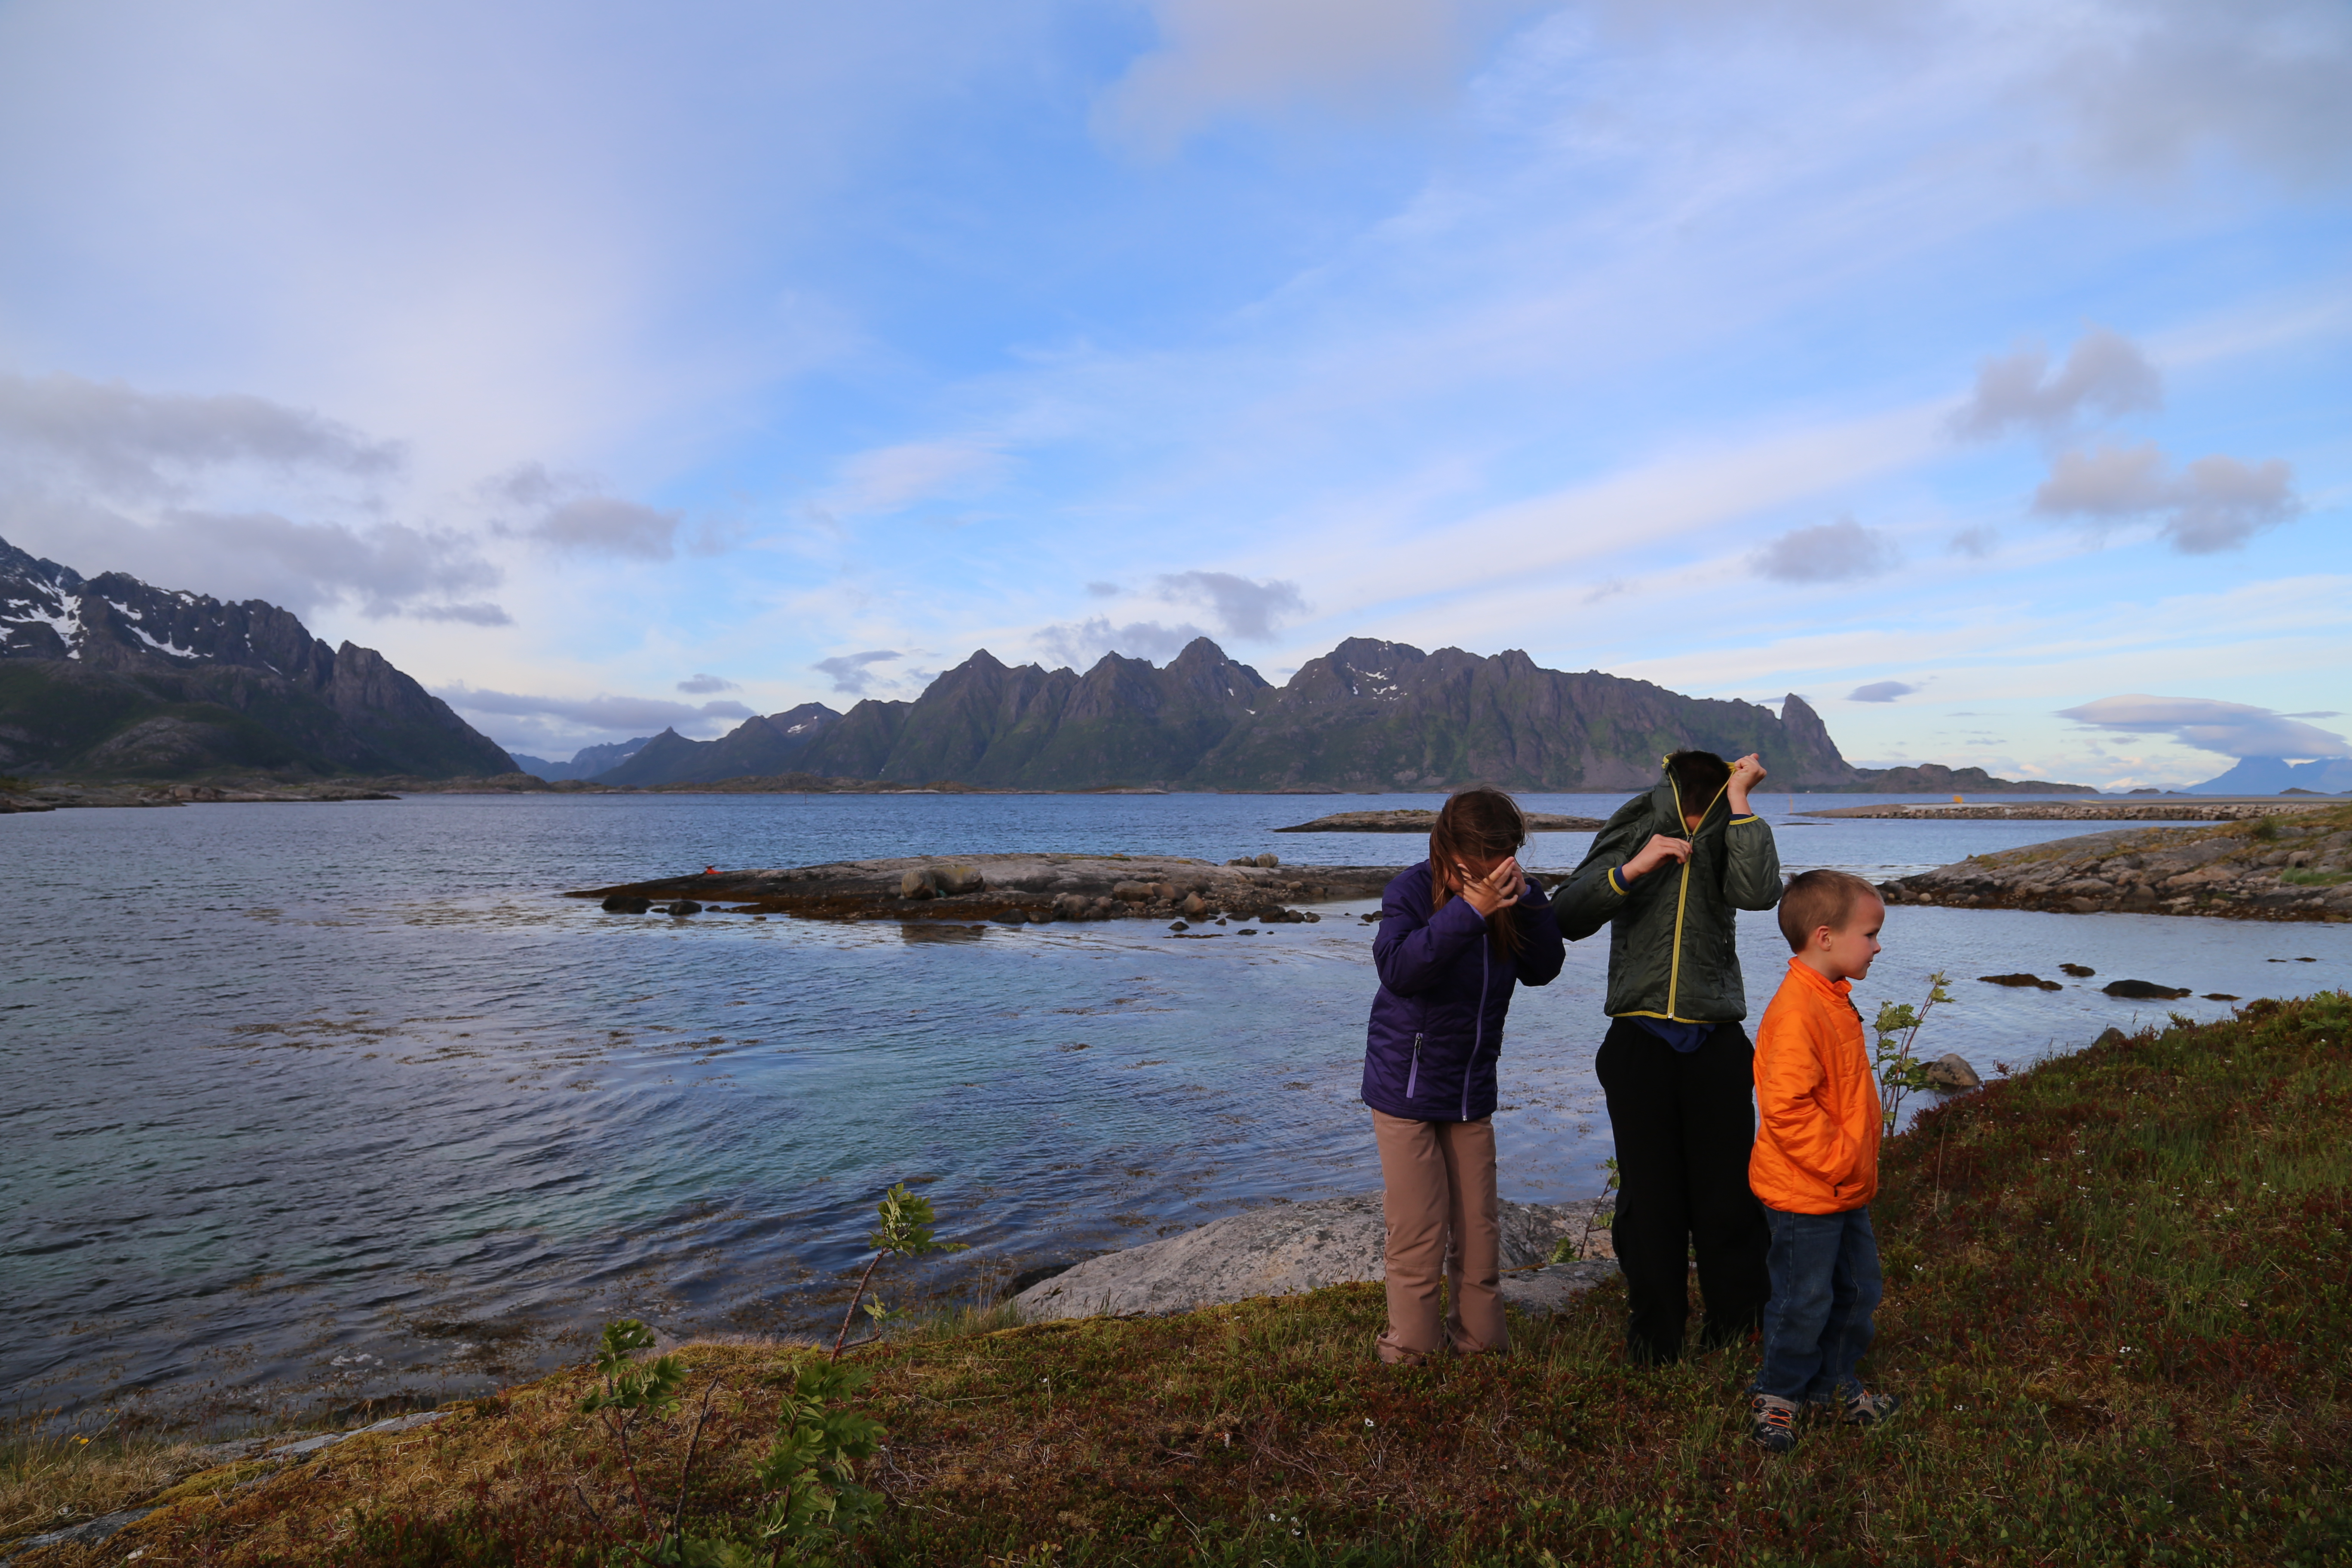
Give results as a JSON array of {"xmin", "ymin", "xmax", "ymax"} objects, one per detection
[{"xmin": 1371, "ymin": 1109, "xmax": 1507, "ymax": 1364}]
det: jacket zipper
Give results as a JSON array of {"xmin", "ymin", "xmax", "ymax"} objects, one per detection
[
  {"xmin": 1405, "ymin": 1032, "xmax": 1423, "ymax": 1099},
  {"xmin": 1465, "ymin": 942, "xmax": 1490, "ymax": 1121},
  {"xmin": 1663, "ymin": 775, "xmax": 1732, "ymax": 1021}
]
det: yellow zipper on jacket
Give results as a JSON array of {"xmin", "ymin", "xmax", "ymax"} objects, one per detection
[{"xmin": 1663, "ymin": 775, "xmax": 1731, "ymax": 1022}]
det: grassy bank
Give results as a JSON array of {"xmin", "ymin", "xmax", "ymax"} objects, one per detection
[{"xmin": 12, "ymin": 993, "xmax": 2350, "ymax": 1565}]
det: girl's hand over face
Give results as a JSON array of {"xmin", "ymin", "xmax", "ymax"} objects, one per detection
[{"xmin": 1457, "ymin": 856, "xmax": 1525, "ymax": 916}]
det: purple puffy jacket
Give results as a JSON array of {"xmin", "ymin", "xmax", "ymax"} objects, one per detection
[{"xmin": 1360, "ymin": 861, "xmax": 1567, "ymax": 1123}]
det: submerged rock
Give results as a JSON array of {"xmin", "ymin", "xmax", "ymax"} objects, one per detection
[
  {"xmin": 2061, "ymin": 963, "xmax": 2095, "ymax": 977},
  {"xmin": 1979, "ymin": 973, "xmax": 2063, "ymax": 991},
  {"xmin": 2102, "ymin": 979, "xmax": 2190, "ymax": 999}
]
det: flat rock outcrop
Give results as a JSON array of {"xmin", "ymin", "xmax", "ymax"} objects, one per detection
[
  {"xmin": 1275, "ymin": 809, "xmax": 1603, "ymax": 833},
  {"xmin": 0, "ymin": 781, "xmax": 400, "ymax": 810},
  {"xmin": 572, "ymin": 852, "xmax": 1405, "ymax": 924},
  {"xmin": 1808, "ymin": 801, "xmax": 2333, "ymax": 822},
  {"xmin": 1012, "ymin": 1194, "xmax": 1618, "ymax": 1321},
  {"xmin": 1883, "ymin": 805, "xmax": 2352, "ymax": 923}
]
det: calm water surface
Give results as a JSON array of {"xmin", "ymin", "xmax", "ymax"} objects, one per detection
[{"xmin": 6, "ymin": 792, "xmax": 2347, "ymax": 1423}]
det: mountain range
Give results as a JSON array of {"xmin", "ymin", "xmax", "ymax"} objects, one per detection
[
  {"xmin": 0, "ymin": 536, "xmax": 514, "ymax": 778},
  {"xmin": 561, "ymin": 637, "xmax": 2093, "ymax": 794},
  {"xmin": 2182, "ymin": 756, "xmax": 2352, "ymax": 794},
  {"xmin": 1, "ymin": 535, "xmax": 2109, "ymax": 793}
]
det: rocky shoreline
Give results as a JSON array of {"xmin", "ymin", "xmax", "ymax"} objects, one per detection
[
  {"xmin": 1275, "ymin": 809, "xmax": 1603, "ymax": 833},
  {"xmin": 1882, "ymin": 805, "xmax": 2352, "ymax": 922},
  {"xmin": 571, "ymin": 851, "xmax": 1424, "ymax": 925},
  {"xmin": 1012, "ymin": 1193, "xmax": 1619, "ymax": 1322},
  {"xmin": 1808, "ymin": 800, "xmax": 2336, "ymax": 822},
  {"xmin": 0, "ymin": 780, "xmax": 401, "ymax": 812}
]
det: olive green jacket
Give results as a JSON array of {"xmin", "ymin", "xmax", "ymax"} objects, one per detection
[{"xmin": 1555, "ymin": 769, "xmax": 1782, "ymax": 1023}]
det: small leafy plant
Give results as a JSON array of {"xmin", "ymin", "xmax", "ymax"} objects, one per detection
[
  {"xmin": 1872, "ymin": 971, "xmax": 1951, "ymax": 1135},
  {"xmin": 831, "ymin": 1183, "xmax": 967, "ymax": 1360},
  {"xmin": 578, "ymin": 1320, "xmax": 688, "ymax": 1540},
  {"xmin": 1553, "ymin": 1157, "xmax": 1620, "ymax": 1263},
  {"xmin": 735, "ymin": 1362, "xmax": 887, "ymax": 1564}
]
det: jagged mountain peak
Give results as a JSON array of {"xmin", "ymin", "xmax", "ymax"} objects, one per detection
[{"xmin": 0, "ymin": 532, "xmax": 513, "ymax": 779}]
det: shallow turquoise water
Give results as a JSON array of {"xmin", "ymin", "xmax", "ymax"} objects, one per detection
[{"xmin": 3, "ymin": 791, "xmax": 2345, "ymax": 1424}]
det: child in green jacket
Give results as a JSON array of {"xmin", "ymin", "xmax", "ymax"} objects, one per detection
[{"xmin": 1555, "ymin": 750, "xmax": 1782, "ymax": 1364}]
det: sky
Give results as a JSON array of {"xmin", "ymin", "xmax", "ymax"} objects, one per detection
[{"xmin": 0, "ymin": 0, "xmax": 2345, "ymax": 786}]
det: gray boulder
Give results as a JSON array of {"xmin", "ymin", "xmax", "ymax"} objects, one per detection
[
  {"xmin": 1011, "ymin": 1194, "xmax": 1615, "ymax": 1321},
  {"xmin": 1923, "ymin": 1053, "xmax": 1982, "ymax": 1091},
  {"xmin": 899, "ymin": 868, "xmax": 936, "ymax": 899}
]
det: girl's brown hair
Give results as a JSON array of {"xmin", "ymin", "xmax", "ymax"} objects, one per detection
[{"xmin": 1429, "ymin": 785, "xmax": 1528, "ymax": 957}]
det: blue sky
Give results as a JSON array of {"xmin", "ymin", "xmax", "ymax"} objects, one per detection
[{"xmin": 0, "ymin": 0, "xmax": 2345, "ymax": 785}]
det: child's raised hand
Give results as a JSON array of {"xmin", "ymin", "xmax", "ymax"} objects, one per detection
[
  {"xmin": 1457, "ymin": 856, "xmax": 1525, "ymax": 916},
  {"xmin": 1620, "ymin": 833, "xmax": 1693, "ymax": 883},
  {"xmin": 1730, "ymin": 753, "xmax": 1768, "ymax": 790}
]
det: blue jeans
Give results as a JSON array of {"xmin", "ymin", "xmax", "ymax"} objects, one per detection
[{"xmin": 1752, "ymin": 1205, "xmax": 1882, "ymax": 1404}]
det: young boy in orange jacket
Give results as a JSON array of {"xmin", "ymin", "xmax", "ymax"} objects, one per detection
[{"xmin": 1745, "ymin": 869, "xmax": 1906, "ymax": 1452}]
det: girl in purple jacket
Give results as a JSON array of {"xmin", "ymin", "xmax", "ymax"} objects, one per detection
[{"xmin": 1362, "ymin": 787, "xmax": 1566, "ymax": 1364}]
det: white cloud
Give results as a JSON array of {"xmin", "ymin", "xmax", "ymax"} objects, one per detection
[
  {"xmin": 1033, "ymin": 616, "xmax": 1215, "ymax": 668},
  {"xmin": 812, "ymin": 649, "xmax": 903, "ymax": 694},
  {"xmin": 1154, "ymin": 570, "xmax": 1306, "ymax": 638},
  {"xmin": 1095, "ymin": 0, "xmax": 1508, "ymax": 155},
  {"xmin": 0, "ymin": 371, "xmax": 404, "ymax": 500},
  {"xmin": 1949, "ymin": 525, "xmax": 1998, "ymax": 558},
  {"xmin": 1950, "ymin": 327, "xmax": 2162, "ymax": 440},
  {"xmin": 675, "ymin": 672, "xmax": 738, "ymax": 694},
  {"xmin": 439, "ymin": 684, "xmax": 756, "ymax": 735},
  {"xmin": 2, "ymin": 498, "xmax": 505, "ymax": 623},
  {"xmin": 2032, "ymin": 443, "xmax": 2300, "ymax": 553},
  {"xmin": 1751, "ymin": 518, "xmax": 1902, "ymax": 584},
  {"xmin": 1847, "ymin": 680, "xmax": 1918, "ymax": 702},
  {"xmin": 2058, "ymin": 694, "xmax": 2350, "ymax": 760},
  {"xmin": 823, "ymin": 439, "xmax": 1006, "ymax": 517},
  {"xmin": 530, "ymin": 496, "xmax": 683, "ymax": 560},
  {"xmin": 2047, "ymin": 0, "xmax": 2352, "ymax": 187}
]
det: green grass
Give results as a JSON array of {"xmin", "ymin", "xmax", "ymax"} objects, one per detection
[
  {"xmin": 18, "ymin": 994, "xmax": 2352, "ymax": 1566},
  {"xmin": 2282, "ymin": 869, "xmax": 2352, "ymax": 888}
]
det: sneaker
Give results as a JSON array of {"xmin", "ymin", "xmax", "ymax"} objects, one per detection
[
  {"xmin": 1831, "ymin": 1387, "xmax": 1905, "ymax": 1427},
  {"xmin": 1747, "ymin": 1394, "xmax": 1798, "ymax": 1453}
]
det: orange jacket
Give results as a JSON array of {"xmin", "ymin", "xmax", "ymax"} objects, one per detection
[{"xmin": 1749, "ymin": 958, "xmax": 1882, "ymax": 1214}]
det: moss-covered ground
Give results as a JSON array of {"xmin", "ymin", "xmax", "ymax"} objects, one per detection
[{"xmin": 10, "ymin": 993, "xmax": 2349, "ymax": 1565}]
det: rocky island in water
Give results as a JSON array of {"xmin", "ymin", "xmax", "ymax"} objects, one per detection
[
  {"xmin": 1883, "ymin": 804, "xmax": 2352, "ymax": 923},
  {"xmin": 573, "ymin": 851, "xmax": 1461, "ymax": 926}
]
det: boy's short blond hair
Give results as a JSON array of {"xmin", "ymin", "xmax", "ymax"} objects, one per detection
[{"xmin": 1777, "ymin": 869, "xmax": 1882, "ymax": 952}]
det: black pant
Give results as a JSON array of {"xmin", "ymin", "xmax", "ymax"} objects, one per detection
[{"xmin": 1596, "ymin": 1018, "xmax": 1770, "ymax": 1364}]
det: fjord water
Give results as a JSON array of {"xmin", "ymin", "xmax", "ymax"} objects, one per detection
[{"xmin": 6, "ymin": 793, "xmax": 2349, "ymax": 1424}]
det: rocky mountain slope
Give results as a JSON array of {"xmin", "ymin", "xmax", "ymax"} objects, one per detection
[
  {"xmin": 597, "ymin": 634, "xmax": 2089, "ymax": 793},
  {"xmin": 509, "ymin": 736, "xmax": 650, "ymax": 781},
  {"xmin": 0, "ymin": 536, "xmax": 514, "ymax": 779},
  {"xmin": 769, "ymin": 635, "xmax": 1990, "ymax": 792},
  {"xmin": 594, "ymin": 704, "xmax": 841, "ymax": 786}
]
